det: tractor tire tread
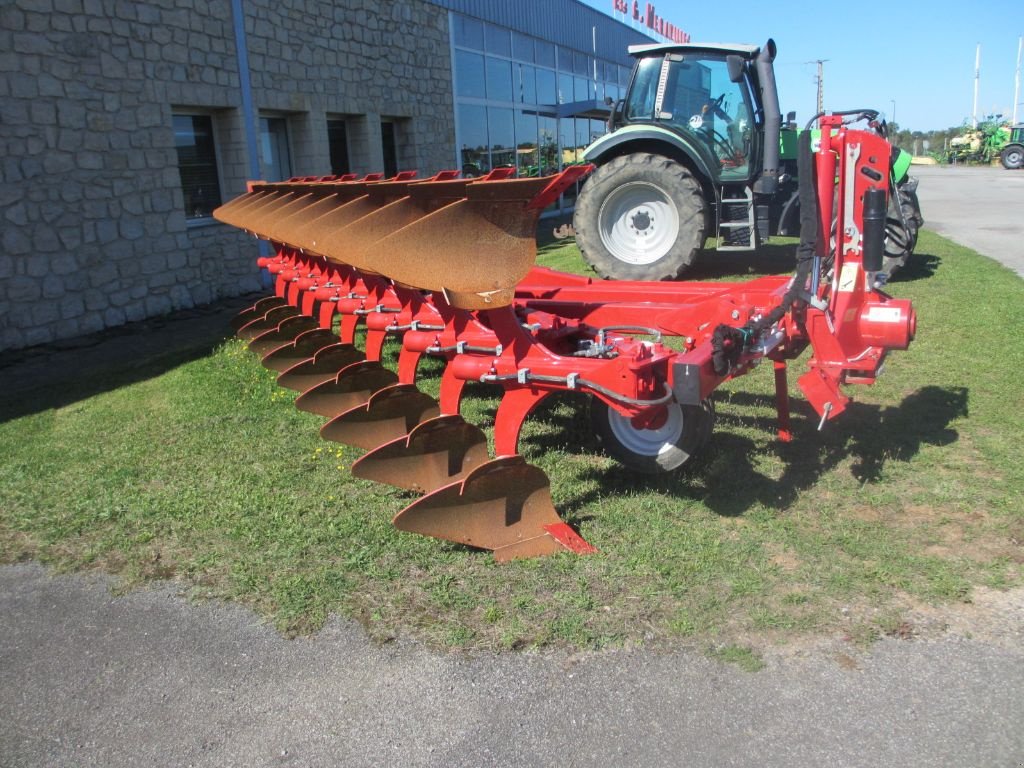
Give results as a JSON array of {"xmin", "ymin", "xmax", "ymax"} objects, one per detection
[{"xmin": 574, "ymin": 152, "xmax": 707, "ymax": 282}]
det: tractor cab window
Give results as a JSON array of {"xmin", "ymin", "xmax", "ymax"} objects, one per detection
[
  {"xmin": 624, "ymin": 56, "xmax": 662, "ymax": 121},
  {"xmin": 626, "ymin": 53, "xmax": 755, "ymax": 180}
]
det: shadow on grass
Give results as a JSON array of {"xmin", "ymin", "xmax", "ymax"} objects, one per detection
[
  {"xmin": 889, "ymin": 251, "xmax": 941, "ymax": 283},
  {"xmin": 683, "ymin": 243, "xmax": 797, "ymax": 281},
  {"xmin": 0, "ymin": 296, "xmax": 256, "ymax": 424},
  {"xmin": 536, "ymin": 229, "xmax": 799, "ymax": 283},
  {"xmin": 527, "ymin": 385, "xmax": 968, "ymax": 519}
]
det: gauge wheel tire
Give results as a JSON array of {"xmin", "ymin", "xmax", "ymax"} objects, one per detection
[
  {"xmin": 882, "ymin": 185, "xmax": 922, "ymax": 276},
  {"xmin": 590, "ymin": 398, "xmax": 715, "ymax": 475},
  {"xmin": 574, "ymin": 153, "xmax": 707, "ymax": 281},
  {"xmin": 1001, "ymin": 144, "xmax": 1024, "ymax": 170}
]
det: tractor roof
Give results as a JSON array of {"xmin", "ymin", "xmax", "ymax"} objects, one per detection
[{"xmin": 627, "ymin": 42, "xmax": 761, "ymax": 59}]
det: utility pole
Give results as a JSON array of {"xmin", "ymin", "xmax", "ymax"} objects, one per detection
[
  {"xmin": 1014, "ymin": 36, "xmax": 1022, "ymax": 125},
  {"xmin": 972, "ymin": 43, "xmax": 981, "ymax": 128},
  {"xmin": 807, "ymin": 59, "xmax": 829, "ymax": 121}
]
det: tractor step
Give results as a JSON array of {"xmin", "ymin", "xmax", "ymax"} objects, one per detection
[{"xmin": 717, "ymin": 184, "xmax": 758, "ymax": 251}]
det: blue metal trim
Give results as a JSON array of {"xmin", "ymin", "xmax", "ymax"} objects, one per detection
[
  {"xmin": 229, "ymin": 0, "xmax": 269, "ymax": 274},
  {"xmin": 230, "ymin": 0, "xmax": 260, "ymax": 180}
]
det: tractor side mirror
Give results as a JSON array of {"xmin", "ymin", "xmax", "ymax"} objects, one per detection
[
  {"xmin": 726, "ymin": 55, "xmax": 745, "ymax": 83},
  {"xmin": 785, "ymin": 110, "xmax": 797, "ymax": 129}
]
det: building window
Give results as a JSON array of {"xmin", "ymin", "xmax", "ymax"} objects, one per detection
[
  {"xmin": 484, "ymin": 24, "xmax": 510, "ymax": 57},
  {"xmin": 453, "ymin": 14, "xmax": 483, "ymax": 50},
  {"xmin": 172, "ymin": 114, "xmax": 222, "ymax": 220},
  {"xmin": 485, "ymin": 57, "xmax": 513, "ymax": 102},
  {"xmin": 455, "ymin": 50, "xmax": 486, "ymax": 99},
  {"xmin": 536, "ymin": 68, "xmax": 557, "ymax": 105},
  {"xmin": 488, "ymin": 107, "xmax": 515, "ymax": 170},
  {"xmin": 512, "ymin": 32, "xmax": 534, "ymax": 63},
  {"xmin": 381, "ymin": 120, "xmax": 398, "ymax": 178},
  {"xmin": 458, "ymin": 104, "xmax": 488, "ymax": 177},
  {"xmin": 327, "ymin": 119, "xmax": 350, "ymax": 175},
  {"xmin": 450, "ymin": 11, "xmax": 632, "ymax": 201},
  {"xmin": 259, "ymin": 116, "xmax": 292, "ymax": 182},
  {"xmin": 515, "ymin": 111, "xmax": 538, "ymax": 176}
]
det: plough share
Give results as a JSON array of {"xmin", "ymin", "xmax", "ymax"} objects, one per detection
[{"xmin": 214, "ymin": 116, "xmax": 915, "ymax": 560}]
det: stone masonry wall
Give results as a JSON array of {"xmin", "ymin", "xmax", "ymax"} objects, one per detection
[{"xmin": 0, "ymin": 0, "xmax": 455, "ymax": 351}]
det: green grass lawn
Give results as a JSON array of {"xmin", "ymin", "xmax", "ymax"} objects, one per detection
[{"xmin": 1, "ymin": 230, "xmax": 1021, "ymax": 656}]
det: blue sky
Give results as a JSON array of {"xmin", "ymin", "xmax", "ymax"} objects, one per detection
[{"xmin": 578, "ymin": 0, "xmax": 1023, "ymax": 131}]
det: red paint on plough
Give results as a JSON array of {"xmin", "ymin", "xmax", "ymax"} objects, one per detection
[{"xmin": 213, "ymin": 118, "xmax": 915, "ymax": 560}]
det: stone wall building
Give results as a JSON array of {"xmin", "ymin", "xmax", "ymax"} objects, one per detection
[{"xmin": 0, "ymin": 0, "xmax": 649, "ymax": 351}]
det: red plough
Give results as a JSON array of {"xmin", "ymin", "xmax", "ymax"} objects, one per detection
[{"xmin": 213, "ymin": 116, "xmax": 915, "ymax": 560}]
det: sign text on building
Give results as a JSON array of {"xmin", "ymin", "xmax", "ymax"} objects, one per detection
[{"xmin": 612, "ymin": 1, "xmax": 690, "ymax": 44}]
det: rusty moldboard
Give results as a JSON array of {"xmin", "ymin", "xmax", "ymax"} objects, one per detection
[
  {"xmin": 276, "ymin": 343, "xmax": 366, "ymax": 392},
  {"xmin": 319, "ymin": 384, "xmax": 440, "ymax": 450},
  {"xmin": 351, "ymin": 415, "xmax": 489, "ymax": 493},
  {"xmin": 293, "ymin": 360, "xmax": 398, "ymax": 418},
  {"xmin": 260, "ymin": 328, "xmax": 341, "ymax": 373},
  {"xmin": 391, "ymin": 455, "xmax": 593, "ymax": 560}
]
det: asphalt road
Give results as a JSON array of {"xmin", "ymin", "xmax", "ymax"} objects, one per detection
[
  {"xmin": 3, "ymin": 564, "xmax": 1022, "ymax": 768},
  {"xmin": 3, "ymin": 165, "xmax": 1024, "ymax": 768},
  {"xmin": 910, "ymin": 163, "xmax": 1024, "ymax": 277}
]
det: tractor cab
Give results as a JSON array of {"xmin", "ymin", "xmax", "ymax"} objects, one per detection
[{"xmin": 619, "ymin": 43, "xmax": 766, "ymax": 184}]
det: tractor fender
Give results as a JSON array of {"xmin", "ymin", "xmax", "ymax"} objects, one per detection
[
  {"xmin": 583, "ymin": 124, "xmax": 719, "ymax": 190},
  {"xmin": 891, "ymin": 147, "xmax": 913, "ymax": 184}
]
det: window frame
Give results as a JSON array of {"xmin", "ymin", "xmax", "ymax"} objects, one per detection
[
  {"xmin": 258, "ymin": 114, "xmax": 294, "ymax": 183},
  {"xmin": 171, "ymin": 111, "xmax": 225, "ymax": 227}
]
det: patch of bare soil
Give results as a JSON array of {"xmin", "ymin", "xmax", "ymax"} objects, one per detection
[{"xmin": 750, "ymin": 586, "xmax": 1024, "ymax": 668}]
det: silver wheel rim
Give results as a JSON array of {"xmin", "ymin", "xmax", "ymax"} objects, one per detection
[
  {"xmin": 1008, "ymin": 149, "xmax": 1023, "ymax": 166},
  {"xmin": 607, "ymin": 403, "xmax": 684, "ymax": 458},
  {"xmin": 597, "ymin": 181, "xmax": 680, "ymax": 266}
]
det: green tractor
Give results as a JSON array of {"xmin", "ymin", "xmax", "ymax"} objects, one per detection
[
  {"xmin": 1001, "ymin": 124, "xmax": 1024, "ymax": 169},
  {"xmin": 574, "ymin": 40, "xmax": 923, "ymax": 281}
]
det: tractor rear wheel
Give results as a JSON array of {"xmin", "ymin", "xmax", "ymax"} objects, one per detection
[
  {"xmin": 590, "ymin": 398, "xmax": 714, "ymax": 474},
  {"xmin": 1001, "ymin": 144, "xmax": 1024, "ymax": 170},
  {"xmin": 882, "ymin": 181, "xmax": 923, "ymax": 278},
  {"xmin": 574, "ymin": 153, "xmax": 707, "ymax": 281}
]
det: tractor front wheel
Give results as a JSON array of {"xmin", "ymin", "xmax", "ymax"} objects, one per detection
[
  {"xmin": 1001, "ymin": 144, "xmax": 1024, "ymax": 170},
  {"xmin": 590, "ymin": 398, "xmax": 714, "ymax": 474},
  {"xmin": 574, "ymin": 153, "xmax": 707, "ymax": 281}
]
